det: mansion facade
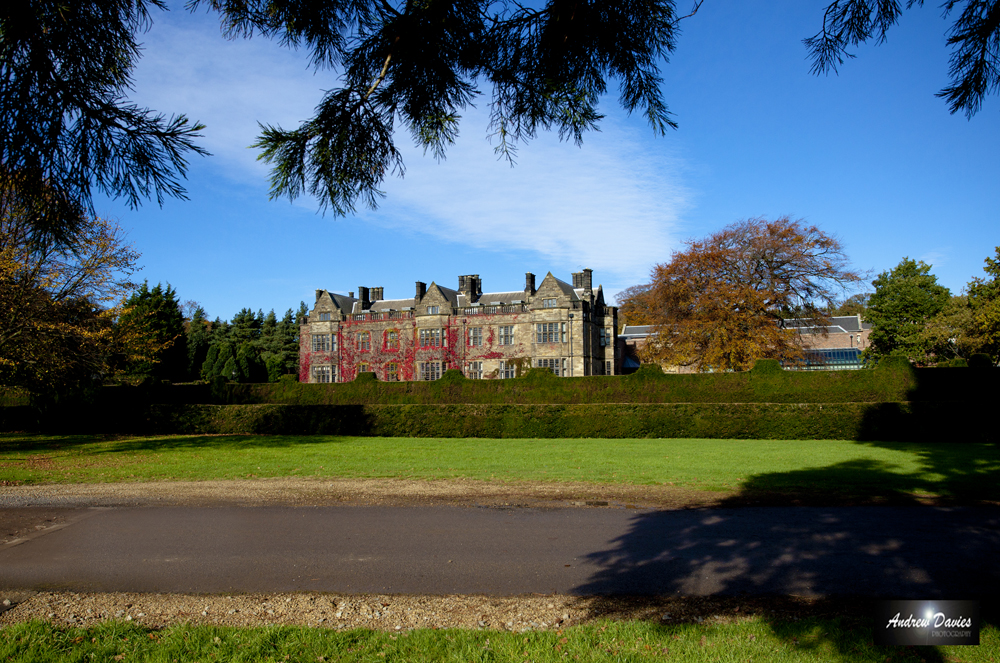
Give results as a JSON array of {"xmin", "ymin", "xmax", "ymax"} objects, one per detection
[{"xmin": 300, "ymin": 270, "xmax": 619, "ymax": 383}]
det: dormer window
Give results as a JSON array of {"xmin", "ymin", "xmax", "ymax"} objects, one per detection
[
  {"xmin": 426, "ymin": 305, "xmax": 440, "ymax": 315},
  {"xmin": 542, "ymin": 298, "xmax": 557, "ymax": 308},
  {"xmin": 318, "ymin": 312, "xmax": 331, "ymax": 321}
]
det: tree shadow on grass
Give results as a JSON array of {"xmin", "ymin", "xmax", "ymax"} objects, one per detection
[
  {"xmin": 572, "ymin": 496, "xmax": 999, "ymax": 660},
  {"xmin": 0, "ymin": 432, "xmax": 362, "ymax": 457},
  {"xmin": 572, "ymin": 433, "xmax": 1000, "ymax": 661}
]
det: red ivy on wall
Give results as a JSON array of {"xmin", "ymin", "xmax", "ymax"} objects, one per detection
[{"xmin": 302, "ymin": 312, "xmax": 536, "ymax": 381}]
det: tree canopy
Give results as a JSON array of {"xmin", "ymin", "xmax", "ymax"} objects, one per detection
[
  {"xmin": 119, "ymin": 282, "xmax": 188, "ymax": 381},
  {"xmin": 0, "ymin": 0, "xmax": 207, "ymax": 244},
  {"xmin": 4, "ymin": 1, "xmax": 997, "ymax": 232},
  {"xmin": 0, "ymin": 202, "xmax": 160, "ymax": 396},
  {"xmin": 864, "ymin": 258, "xmax": 952, "ymax": 364},
  {"xmin": 192, "ymin": 0, "xmax": 1000, "ymax": 216},
  {"xmin": 805, "ymin": 1, "xmax": 1000, "ymax": 118},
  {"xmin": 617, "ymin": 216, "xmax": 862, "ymax": 372}
]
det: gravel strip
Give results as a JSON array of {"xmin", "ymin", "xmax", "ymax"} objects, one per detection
[
  {"xmin": 0, "ymin": 591, "xmax": 854, "ymax": 632},
  {"xmin": 0, "ymin": 476, "xmax": 729, "ymax": 510}
]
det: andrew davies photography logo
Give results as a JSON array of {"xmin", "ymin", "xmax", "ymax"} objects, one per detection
[{"xmin": 874, "ymin": 600, "xmax": 980, "ymax": 646}]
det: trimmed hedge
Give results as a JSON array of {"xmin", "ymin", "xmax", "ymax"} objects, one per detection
[
  {"xmin": 49, "ymin": 401, "xmax": 994, "ymax": 442},
  {"xmin": 195, "ymin": 361, "xmax": 927, "ymax": 406}
]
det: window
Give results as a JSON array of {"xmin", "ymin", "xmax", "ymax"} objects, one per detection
[
  {"xmin": 357, "ymin": 362, "xmax": 370, "ymax": 373},
  {"xmin": 468, "ymin": 327, "xmax": 483, "ymax": 347},
  {"xmin": 498, "ymin": 325, "xmax": 514, "ymax": 345},
  {"xmin": 542, "ymin": 298, "xmax": 557, "ymax": 308},
  {"xmin": 537, "ymin": 358, "xmax": 561, "ymax": 376},
  {"xmin": 357, "ymin": 331, "xmax": 371, "ymax": 351},
  {"xmin": 561, "ymin": 322, "xmax": 567, "ymax": 344},
  {"xmin": 599, "ymin": 328, "xmax": 608, "ymax": 347},
  {"xmin": 385, "ymin": 329, "xmax": 399, "ymax": 350},
  {"xmin": 536, "ymin": 323, "xmax": 559, "ymax": 343},
  {"xmin": 466, "ymin": 361, "xmax": 483, "ymax": 379},
  {"xmin": 387, "ymin": 362, "xmax": 399, "ymax": 381},
  {"xmin": 499, "ymin": 361, "xmax": 516, "ymax": 379},
  {"xmin": 419, "ymin": 361, "xmax": 442, "ymax": 381},
  {"xmin": 426, "ymin": 305, "xmax": 440, "ymax": 315},
  {"xmin": 606, "ymin": 360, "xmax": 612, "ymax": 376},
  {"xmin": 419, "ymin": 328, "xmax": 442, "ymax": 347},
  {"xmin": 318, "ymin": 312, "xmax": 331, "ymax": 321},
  {"xmin": 311, "ymin": 334, "xmax": 331, "ymax": 352},
  {"xmin": 312, "ymin": 365, "xmax": 332, "ymax": 383}
]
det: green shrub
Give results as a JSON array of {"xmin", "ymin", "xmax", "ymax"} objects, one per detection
[
  {"xmin": 969, "ymin": 353, "xmax": 994, "ymax": 369},
  {"xmin": 750, "ymin": 359, "xmax": 783, "ymax": 375}
]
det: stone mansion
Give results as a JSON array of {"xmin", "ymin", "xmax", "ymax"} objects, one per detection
[{"xmin": 300, "ymin": 270, "xmax": 619, "ymax": 382}]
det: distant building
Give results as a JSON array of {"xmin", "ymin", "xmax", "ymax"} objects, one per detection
[
  {"xmin": 301, "ymin": 270, "xmax": 619, "ymax": 382},
  {"xmin": 780, "ymin": 315, "xmax": 872, "ymax": 370},
  {"xmin": 618, "ymin": 314, "xmax": 872, "ymax": 372}
]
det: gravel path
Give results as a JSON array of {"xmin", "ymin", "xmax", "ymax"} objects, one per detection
[
  {"xmin": 0, "ymin": 477, "xmax": 732, "ymax": 631},
  {"xmin": 0, "ymin": 478, "xmax": 919, "ymax": 631}
]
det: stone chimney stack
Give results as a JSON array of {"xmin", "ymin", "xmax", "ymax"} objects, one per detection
[
  {"xmin": 371, "ymin": 286, "xmax": 384, "ymax": 302},
  {"xmin": 357, "ymin": 286, "xmax": 371, "ymax": 310},
  {"xmin": 415, "ymin": 281, "xmax": 426, "ymax": 301},
  {"xmin": 525, "ymin": 272, "xmax": 536, "ymax": 296},
  {"xmin": 571, "ymin": 269, "xmax": 594, "ymax": 291},
  {"xmin": 315, "ymin": 289, "xmax": 323, "ymax": 301},
  {"xmin": 459, "ymin": 275, "xmax": 482, "ymax": 301}
]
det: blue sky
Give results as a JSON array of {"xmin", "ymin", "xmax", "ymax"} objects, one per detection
[{"xmin": 96, "ymin": 1, "xmax": 999, "ymax": 322}]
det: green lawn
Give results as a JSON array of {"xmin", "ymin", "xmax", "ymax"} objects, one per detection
[
  {"xmin": 1, "ymin": 617, "xmax": 996, "ymax": 663},
  {"xmin": 2, "ymin": 434, "xmax": 998, "ymax": 503}
]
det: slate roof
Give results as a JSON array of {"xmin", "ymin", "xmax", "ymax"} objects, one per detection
[
  {"xmin": 458, "ymin": 291, "xmax": 528, "ymax": 306},
  {"xmin": 371, "ymin": 298, "xmax": 416, "ymax": 310},
  {"xmin": 782, "ymin": 315, "xmax": 871, "ymax": 332},
  {"xmin": 620, "ymin": 325, "xmax": 655, "ymax": 338}
]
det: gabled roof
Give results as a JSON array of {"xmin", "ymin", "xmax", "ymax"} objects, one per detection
[
  {"xmin": 330, "ymin": 293, "xmax": 357, "ymax": 310},
  {"xmin": 425, "ymin": 282, "xmax": 459, "ymax": 305},
  {"xmin": 537, "ymin": 272, "xmax": 581, "ymax": 300},
  {"xmin": 315, "ymin": 290, "xmax": 357, "ymax": 311}
]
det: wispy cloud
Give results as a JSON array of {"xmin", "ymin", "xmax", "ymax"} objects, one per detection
[
  {"xmin": 364, "ymin": 107, "xmax": 692, "ymax": 288},
  {"xmin": 131, "ymin": 7, "xmax": 326, "ymax": 181},
  {"xmin": 130, "ymin": 6, "xmax": 692, "ymax": 290}
]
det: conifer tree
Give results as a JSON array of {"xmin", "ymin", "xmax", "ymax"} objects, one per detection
[
  {"xmin": 119, "ymin": 282, "xmax": 188, "ymax": 381},
  {"xmin": 186, "ymin": 306, "xmax": 211, "ymax": 380}
]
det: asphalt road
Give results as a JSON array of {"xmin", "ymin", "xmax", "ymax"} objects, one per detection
[{"xmin": 1, "ymin": 505, "xmax": 997, "ymax": 597}]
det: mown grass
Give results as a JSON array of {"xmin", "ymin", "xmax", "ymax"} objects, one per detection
[
  {"xmin": 2, "ymin": 434, "xmax": 998, "ymax": 503},
  {"xmin": 1, "ymin": 617, "xmax": 996, "ymax": 663}
]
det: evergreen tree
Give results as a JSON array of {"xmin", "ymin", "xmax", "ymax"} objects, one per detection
[
  {"xmin": 200, "ymin": 344, "xmax": 220, "ymax": 380},
  {"xmin": 235, "ymin": 342, "xmax": 265, "ymax": 382},
  {"xmin": 221, "ymin": 356, "xmax": 237, "ymax": 383},
  {"xmin": 230, "ymin": 307, "xmax": 263, "ymax": 344},
  {"xmin": 1, "ymin": 1, "xmax": 206, "ymax": 244},
  {"xmin": 865, "ymin": 259, "xmax": 951, "ymax": 365},
  {"xmin": 119, "ymin": 282, "xmax": 188, "ymax": 381},
  {"xmin": 966, "ymin": 246, "xmax": 1000, "ymax": 364},
  {"xmin": 186, "ymin": 306, "xmax": 211, "ymax": 380}
]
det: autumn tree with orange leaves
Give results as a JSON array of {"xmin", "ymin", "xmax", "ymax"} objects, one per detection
[
  {"xmin": 0, "ymin": 190, "xmax": 165, "ymax": 397},
  {"xmin": 618, "ymin": 216, "xmax": 862, "ymax": 372}
]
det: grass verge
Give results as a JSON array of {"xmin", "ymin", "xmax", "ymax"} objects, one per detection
[
  {"xmin": 2, "ymin": 434, "xmax": 998, "ymax": 504},
  {"xmin": 1, "ymin": 617, "xmax": 996, "ymax": 663}
]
